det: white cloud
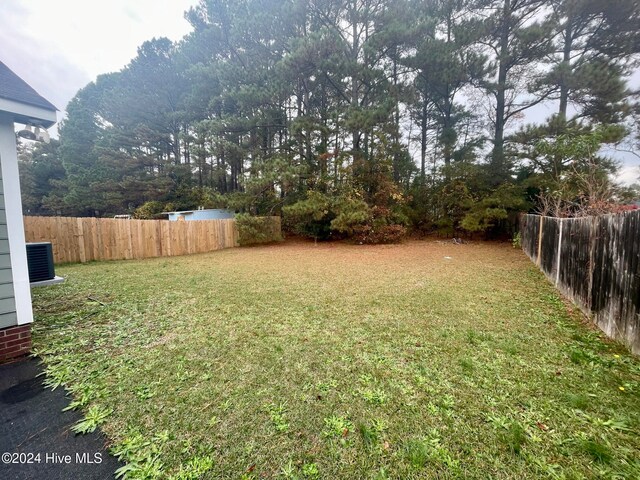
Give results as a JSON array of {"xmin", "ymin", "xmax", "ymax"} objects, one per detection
[{"xmin": 618, "ymin": 164, "xmax": 640, "ymax": 186}]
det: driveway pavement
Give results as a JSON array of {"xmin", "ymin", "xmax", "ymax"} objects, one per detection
[{"xmin": 0, "ymin": 357, "xmax": 120, "ymax": 479}]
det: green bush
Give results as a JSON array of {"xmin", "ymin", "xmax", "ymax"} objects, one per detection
[
  {"xmin": 133, "ymin": 201, "xmax": 167, "ymax": 220},
  {"xmin": 460, "ymin": 184, "xmax": 528, "ymax": 234},
  {"xmin": 282, "ymin": 191, "xmax": 335, "ymax": 240},
  {"xmin": 236, "ymin": 214, "xmax": 283, "ymax": 246},
  {"xmin": 512, "ymin": 232, "xmax": 522, "ymax": 249},
  {"xmin": 283, "ymin": 190, "xmax": 407, "ymax": 244}
]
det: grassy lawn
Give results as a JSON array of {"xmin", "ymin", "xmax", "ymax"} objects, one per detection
[{"xmin": 32, "ymin": 240, "xmax": 639, "ymax": 479}]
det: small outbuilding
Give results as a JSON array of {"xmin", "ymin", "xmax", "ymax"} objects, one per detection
[
  {"xmin": 0, "ymin": 60, "xmax": 57, "ymax": 361},
  {"xmin": 164, "ymin": 208, "xmax": 235, "ymax": 222}
]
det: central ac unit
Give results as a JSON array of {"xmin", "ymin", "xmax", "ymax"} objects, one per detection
[{"xmin": 26, "ymin": 242, "xmax": 55, "ymax": 283}]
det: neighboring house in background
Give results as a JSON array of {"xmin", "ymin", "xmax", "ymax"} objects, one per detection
[
  {"xmin": 163, "ymin": 208, "xmax": 235, "ymax": 221},
  {"xmin": 0, "ymin": 60, "xmax": 57, "ymax": 362}
]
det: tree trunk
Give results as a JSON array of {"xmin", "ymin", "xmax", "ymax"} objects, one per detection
[
  {"xmin": 558, "ymin": 17, "xmax": 573, "ymax": 122},
  {"xmin": 350, "ymin": 2, "xmax": 361, "ymax": 163},
  {"xmin": 491, "ymin": 0, "xmax": 511, "ymax": 184},
  {"xmin": 421, "ymin": 101, "xmax": 427, "ymax": 178},
  {"xmin": 443, "ymin": 10, "xmax": 453, "ymax": 172},
  {"xmin": 393, "ymin": 54, "xmax": 401, "ymax": 182}
]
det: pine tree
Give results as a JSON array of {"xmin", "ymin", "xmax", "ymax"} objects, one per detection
[
  {"xmin": 473, "ymin": 0, "xmax": 554, "ymax": 183},
  {"xmin": 542, "ymin": 0, "xmax": 640, "ymax": 126}
]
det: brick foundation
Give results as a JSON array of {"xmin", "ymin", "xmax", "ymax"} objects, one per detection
[{"xmin": 0, "ymin": 324, "xmax": 32, "ymax": 362}]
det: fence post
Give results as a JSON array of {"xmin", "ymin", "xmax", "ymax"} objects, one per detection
[
  {"xmin": 555, "ymin": 218, "xmax": 563, "ymax": 287},
  {"xmin": 587, "ymin": 216, "xmax": 597, "ymax": 310},
  {"xmin": 536, "ymin": 215, "xmax": 544, "ymax": 266},
  {"xmin": 76, "ymin": 218, "xmax": 86, "ymax": 263}
]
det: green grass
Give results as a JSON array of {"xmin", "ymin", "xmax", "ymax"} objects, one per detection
[{"xmin": 31, "ymin": 240, "xmax": 640, "ymax": 479}]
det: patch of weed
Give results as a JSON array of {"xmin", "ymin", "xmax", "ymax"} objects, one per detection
[
  {"xmin": 579, "ymin": 439, "xmax": 612, "ymax": 464},
  {"xmin": 499, "ymin": 422, "xmax": 527, "ymax": 455},
  {"xmin": 71, "ymin": 405, "xmax": 112, "ymax": 434},
  {"xmin": 265, "ymin": 403, "xmax": 290, "ymax": 433},
  {"xmin": 323, "ymin": 415, "xmax": 354, "ymax": 439}
]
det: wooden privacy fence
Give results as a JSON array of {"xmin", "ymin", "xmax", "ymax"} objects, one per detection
[
  {"xmin": 520, "ymin": 211, "xmax": 640, "ymax": 354},
  {"xmin": 24, "ymin": 216, "xmax": 239, "ymax": 264}
]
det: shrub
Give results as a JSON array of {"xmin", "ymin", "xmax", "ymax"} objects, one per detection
[
  {"xmin": 461, "ymin": 184, "xmax": 528, "ymax": 234},
  {"xmin": 329, "ymin": 195, "xmax": 371, "ymax": 235},
  {"xmin": 236, "ymin": 214, "xmax": 283, "ymax": 246},
  {"xmin": 133, "ymin": 201, "xmax": 167, "ymax": 220},
  {"xmin": 283, "ymin": 190, "xmax": 408, "ymax": 244},
  {"xmin": 353, "ymin": 224, "xmax": 407, "ymax": 244},
  {"xmin": 282, "ymin": 191, "xmax": 334, "ymax": 240},
  {"xmin": 512, "ymin": 232, "xmax": 521, "ymax": 249}
]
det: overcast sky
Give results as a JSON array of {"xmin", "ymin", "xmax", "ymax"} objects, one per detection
[
  {"xmin": 1, "ymin": 0, "xmax": 637, "ymax": 184},
  {"xmin": 0, "ymin": 0, "xmax": 198, "ymax": 115}
]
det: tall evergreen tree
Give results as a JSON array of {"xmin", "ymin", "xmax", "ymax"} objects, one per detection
[
  {"xmin": 543, "ymin": 0, "xmax": 640, "ymax": 126},
  {"xmin": 473, "ymin": 0, "xmax": 554, "ymax": 183},
  {"xmin": 46, "ymin": 0, "xmax": 639, "ymax": 234},
  {"xmin": 403, "ymin": 0, "xmax": 488, "ymax": 173},
  {"xmin": 18, "ymin": 139, "xmax": 66, "ymax": 215}
]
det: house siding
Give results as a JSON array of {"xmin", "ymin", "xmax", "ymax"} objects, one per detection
[
  {"xmin": 0, "ymin": 62, "xmax": 55, "ymax": 361},
  {"xmin": 0, "ymin": 158, "xmax": 17, "ymax": 329}
]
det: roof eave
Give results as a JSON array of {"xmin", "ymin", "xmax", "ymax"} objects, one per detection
[{"xmin": 0, "ymin": 97, "xmax": 57, "ymax": 128}]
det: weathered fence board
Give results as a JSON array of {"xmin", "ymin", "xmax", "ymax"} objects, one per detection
[
  {"xmin": 521, "ymin": 211, "xmax": 640, "ymax": 354},
  {"xmin": 24, "ymin": 216, "xmax": 240, "ymax": 264}
]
